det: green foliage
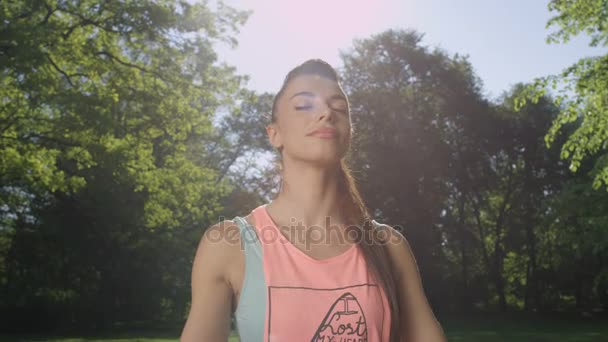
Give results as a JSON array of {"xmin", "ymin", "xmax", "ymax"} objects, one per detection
[
  {"xmin": 546, "ymin": 0, "xmax": 608, "ymax": 46},
  {"xmin": 515, "ymin": 0, "xmax": 608, "ymax": 190},
  {"xmin": 0, "ymin": 0, "xmax": 250, "ymax": 329},
  {"xmin": 1, "ymin": 0, "xmax": 250, "ymax": 227}
]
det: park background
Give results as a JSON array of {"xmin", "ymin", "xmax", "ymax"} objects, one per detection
[{"xmin": 1, "ymin": 0, "xmax": 608, "ymax": 340}]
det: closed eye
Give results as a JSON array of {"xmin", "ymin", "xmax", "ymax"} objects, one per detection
[
  {"xmin": 328, "ymin": 98, "xmax": 348, "ymax": 114},
  {"xmin": 330, "ymin": 105, "xmax": 348, "ymax": 114},
  {"xmin": 295, "ymin": 105, "xmax": 313, "ymax": 111}
]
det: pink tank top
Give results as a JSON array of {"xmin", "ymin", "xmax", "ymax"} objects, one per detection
[{"xmin": 251, "ymin": 203, "xmax": 392, "ymax": 341}]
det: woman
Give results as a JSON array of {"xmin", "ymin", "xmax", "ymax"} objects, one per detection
[{"xmin": 180, "ymin": 59, "xmax": 446, "ymax": 342}]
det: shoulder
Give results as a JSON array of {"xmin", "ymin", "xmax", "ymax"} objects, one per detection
[
  {"xmin": 371, "ymin": 221, "xmax": 447, "ymax": 340},
  {"xmin": 371, "ymin": 219, "xmax": 406, "ymax": 247},
  {"xmin": 198, "ymin": 212, "xmax": 258, "ymax": 253},
  {"xmin": 199, "ymin": 219, "xmax": 242, "ymax": 253},
  {"xmin": 182, "ymin": 219, "xmax": 245, "ymax": 341},
  {"xmin": 371, "ymin": 220, "xmax": 415, "ymax": 279},
  {"xmin": 193, "ymin": 219, "xmax": 244, "ymax": 281},
  {"xmin": 371, "ymin": 219, "xmax": 403, "ymax": 237}
]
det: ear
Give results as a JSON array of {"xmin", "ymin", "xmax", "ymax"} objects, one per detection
[{"xmin": 266, "ymin": 122, "xmax": 283, "ymax": 150}]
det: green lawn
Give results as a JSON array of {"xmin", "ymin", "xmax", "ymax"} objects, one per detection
[
  {"xmin": 0, "ymin": 331, "xmax": 241, "ymax": 342},
  {"xmin": 442, "ymin": 312, "xmax": 608, "ymax": 342},
  {"xmin": 1, "ymin": 314, "xmax": 606, "ymax": 341}
]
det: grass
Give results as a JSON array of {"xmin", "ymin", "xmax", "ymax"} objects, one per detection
[
  {"xmin": 1, "ymin": 313, "xmax": 606, "ymax": 341},
  {"xmin": 442, "ymin": 311, "xmax": 608, "ymax": 342},
  {"xmin": 0, "ymin": 331, "xmax": 241, "ymax": 342}
]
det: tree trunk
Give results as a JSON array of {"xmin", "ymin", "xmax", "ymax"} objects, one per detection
[{"xmin": 457, "ymin": 193, "xmax": 471, "ymax": 311}]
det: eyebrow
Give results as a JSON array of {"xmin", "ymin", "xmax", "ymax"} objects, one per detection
[
  {"xmin": 289, "ymin": 91, "xmax": 347, "ymax": 102},
  {"xmin": 289, "ymin": 91, "xmax": 315, "ymax": 100}
]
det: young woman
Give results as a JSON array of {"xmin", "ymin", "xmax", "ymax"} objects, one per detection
[{"xmin": 180, "ymin": 60, "xmax": 446, "ymax": 342}]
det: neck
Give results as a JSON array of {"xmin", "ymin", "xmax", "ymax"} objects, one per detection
[{"xmin": 268, "ymin": 157, "xmax": 346, "ymax": 229}]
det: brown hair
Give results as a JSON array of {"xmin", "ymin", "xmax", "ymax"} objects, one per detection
[{"xmin": 267, "ymin": 59, "xmax": 401, "ymax": 342}]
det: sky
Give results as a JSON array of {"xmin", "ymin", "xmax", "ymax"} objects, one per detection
[{"xmin": 217, "ymin": 0, "xmax": 606, "ymax": 100}]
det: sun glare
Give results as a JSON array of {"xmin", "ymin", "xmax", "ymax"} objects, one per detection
[
  {"xmin": 219, "ymin": 0, "xmax": 413, "ymax": 91},
  {"xmin": 260, "ymin": 0, "xmax": 398, "ymax": 44}
]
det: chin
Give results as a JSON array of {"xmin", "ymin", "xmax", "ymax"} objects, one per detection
[
  {"xmin": 288, "ymin": 143, "xmax": 349, "ymax": 165},
  {"xmin": 308, "ymin": 151, "xmax": 348, "ymax": 167}
]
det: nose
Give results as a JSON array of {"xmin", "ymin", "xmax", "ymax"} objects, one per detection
[{"xmin": 317, "ymin": 103, "xmax": 335, "ymax": 122}]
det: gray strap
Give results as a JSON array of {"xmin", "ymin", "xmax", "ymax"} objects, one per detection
[
  {"xmin": 232, "ymin": 216, "xmax": 266, "ymax": 342},
  {"xmin": 233, "ymin": 216, "xmax": 263, "ymax": 258}
]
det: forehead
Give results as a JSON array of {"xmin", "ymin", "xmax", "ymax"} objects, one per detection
[{"xmin": 282, "ymin": 74, "xmax": 346, "ymax": 99}]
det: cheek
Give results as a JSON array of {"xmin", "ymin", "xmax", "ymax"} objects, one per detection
[
  {"xmin": 280, "ymin": 114, "xmax": 309, "ymax": 135},
  {"xmin": 276, "ymin": 118, "xmax": 308, "ymax": 148}
]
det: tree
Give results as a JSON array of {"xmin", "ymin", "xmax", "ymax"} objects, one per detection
[
  {"xmin": 516, "ymin": 0, "xmax": 608, "ymax": 190},
  {"xmin": 0, "ymin": 0, "xmax": 250, "ymax": 329},
  {"xmin": 1, "ymin": 0, "xmax": 249, "ymax": 228},
  {"xmin": 340, "ymin": 29, "xmax": 490, "ymax": 310}
]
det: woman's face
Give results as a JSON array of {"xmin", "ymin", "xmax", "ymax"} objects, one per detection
[{"xmin": 267, "ymin": 74, "xmax": 352, "ymax": 166}]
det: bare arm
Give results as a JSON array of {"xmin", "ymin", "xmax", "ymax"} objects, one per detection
[
  {"xmin": 384, "ymin": 225, "xmax": 447, "ymax": 342},
  {"xmin": 180, "ymin": 221, "xmax": 240, "ymax": 342}
]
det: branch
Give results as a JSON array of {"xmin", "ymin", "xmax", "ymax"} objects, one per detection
[
  {"xmin": 0, "ymin": 109, "xmax": 21, "ymax": 135},
  {"xmin": 39, "ymin": 2, "xmax": 55, "ymax": 26},
  {"xmin": 46, "ymin": 54, "xmax": 75, "ymax": 87},
  {"xmin": 56, "ymin": 4, "xmax": 119, "ymax": 36},
  {"xmin": 215, "ymin": 143, "xmax": 243, "ymax": 185},
  {"xmin": 96, "ymin": 51, "xmax": 164, "ymax": 79},
  {"xmin": 0, "ymin": 133, "xmax": 80, "ymax": 148},
  {"xmin": 62, "ymin": 16, "xmax": 119, "ymax": 40}
]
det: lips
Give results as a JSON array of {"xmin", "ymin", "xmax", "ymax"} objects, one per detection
[{"xmin": 309, "ymin": 127, "xmax": 337, "ymax": 136}]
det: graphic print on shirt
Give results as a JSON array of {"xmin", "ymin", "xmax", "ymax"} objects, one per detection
[
  {"xmin": 267, "ymin": 284, "xmax": 383, "ymax": 342},
  {"xmin": 310, "ymin": 292, "xmax": 367, "ymax": 341}
]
